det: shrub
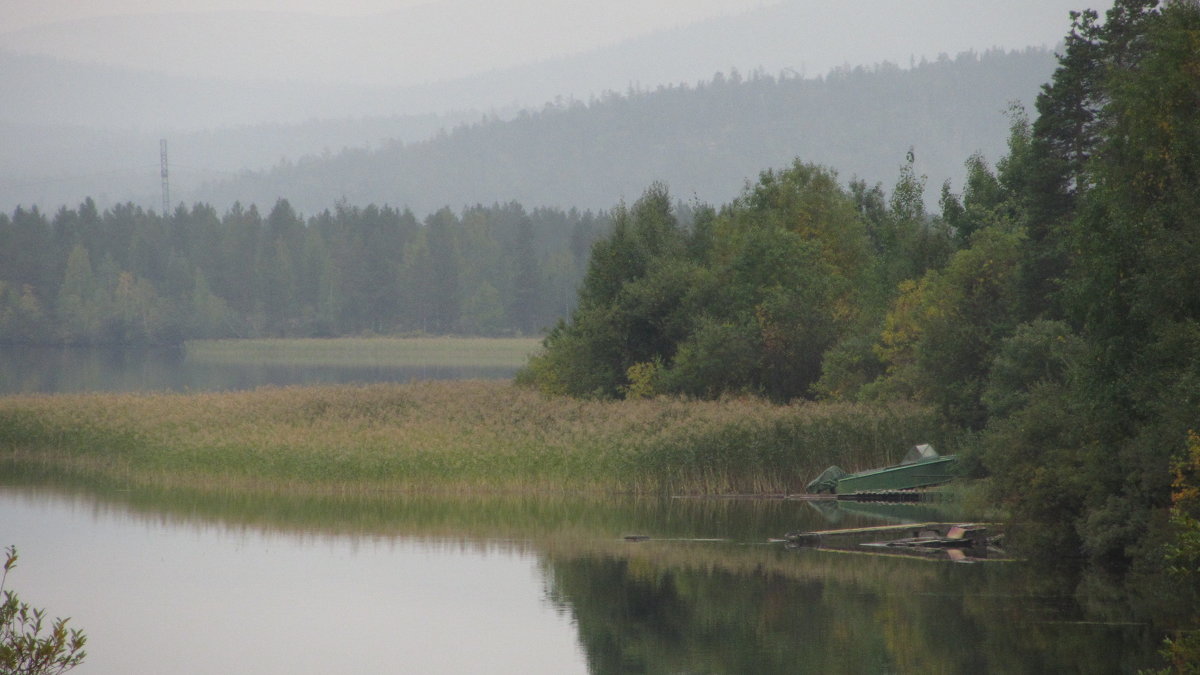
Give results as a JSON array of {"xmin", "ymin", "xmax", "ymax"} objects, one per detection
[{"xmin": 1, "ymin": 546, "xmax": 87, "ymax": 675}]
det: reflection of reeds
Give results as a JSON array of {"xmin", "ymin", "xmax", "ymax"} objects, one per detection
[
  {"xmin": 0, "ymin": 381, "xmax": 944, "ymax": 496},
  {"xmin": 184, "ymin": 337, "xmax": 540, "ymax": 368}
]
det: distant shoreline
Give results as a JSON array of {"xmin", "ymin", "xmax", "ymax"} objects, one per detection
[{"xmin": 183, "ymin": 336, "xmax": 542, "ymax": 368}]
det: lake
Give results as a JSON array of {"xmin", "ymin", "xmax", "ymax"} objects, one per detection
[
  {"xmin": 0, "ymin": 344, "xmax": 1170, "ymax": 673},
  {"xmin": 0, "ymin": 483, "xmax": 1164, "ymax": 674},
  {"xmin": 0, "ymin": 344, "xmax": 520, "ymax": 395}
]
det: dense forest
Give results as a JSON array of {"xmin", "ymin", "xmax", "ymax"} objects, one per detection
[
  {"xmin": 520, "ymin": 0, "xmax": 1200, "ymax": 597},
  {"xmin": 0, "ymin": 199, "xmax": 610, "ymax": 343}
]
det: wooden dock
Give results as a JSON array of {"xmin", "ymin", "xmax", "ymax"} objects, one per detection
[
  {"xmin": 782, "ymin": 522, "xmax": 1006, "ymax": 562},
  {"xmin": 784, "ymin": 490, "xmax": 934, "ymax": 502}
]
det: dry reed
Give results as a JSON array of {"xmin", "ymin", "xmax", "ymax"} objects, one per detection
[{"xmin": 0, "ymin": 381, "xmax": 946, "ymax": 497}]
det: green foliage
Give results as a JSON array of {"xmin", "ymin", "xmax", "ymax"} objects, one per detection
[
  {"xmin": 659, "ymin": 317, "xmax": 762, "ymax": 399},
  {"xmin": 1, "ymin": 546, "xmax": 87, "ymax": 675},
  {"xmin": 981, "ymin": 319, "xmax": 1082, "ymax": 419},
  {"xmin": 726, "ymin": 161, "xmax": 870, "ymax": 279},
  {"xmin": 0, "ymin": 282, "xmax": 50, "ymax": 344},
  {"xmin": 1064, "ymin": 1, "xmax": 1200, "ymax": 565},
  {"xmin": 537, "ymin": 0, "xmax": 1200, "ymax": 582},
  {"xmin": 521, "ymin": 162, "xmax": 871, "ymax": 402},
  {"xmin": 1014, "ymin": 0, "xmax": 1161, "ymax": 321},
  {"xmin": 1167, "ymin": 432, "xmax": 1200, "ymax": 576},
  {"xmin": 811, "ymin": 331, "xmax": 886, "ymax": 402},
  {"xmin": 976, "ymin": 1, "xmax": 1200, "ymax": 573},
  {"xmin": 577, "ymin": 183, "xmax": 684, "ymax": 311},
  {"xmin": 869, "ymin": 225, "xmax": 1025, "ymax": 428},
  {"xmin": 620, "ymin": 358, "xmax": 663, "ymax": 400},
  {"xmin": 523, "ymin": 187, "xmax": 702, "ymax": 398},
  {"xmin": 941, "ymin": 153, "xmax": 1014, "ymax": 246},
  {"xmin": 0, "ymin": 198, "xmax": 607, "ymax": 344},
  {"xmin": 1148, "ymin": 431, "xmax": 1200, "ymax": 673}
]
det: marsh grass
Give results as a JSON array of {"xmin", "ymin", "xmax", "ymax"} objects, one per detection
[
  {"xmin": 184, "ymin": 337, "xmax": 540, "ymax": 368},
  {"xmin": 0, "ymin": 381, "xmax": 947, "ymax": 497}
]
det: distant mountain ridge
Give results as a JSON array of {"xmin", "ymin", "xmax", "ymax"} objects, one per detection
[
  {"xmin": 0, "ymin": 0, "xmax": 1081, "ymax": 214},
  {"xmin": 194, "ymin": 48, "xmax": 1059, "ymax": 216}
]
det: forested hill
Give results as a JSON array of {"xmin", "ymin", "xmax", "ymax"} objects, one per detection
[{"xmin": 195, "ymin": 48, "xmax": 1057, "ymax": 216}]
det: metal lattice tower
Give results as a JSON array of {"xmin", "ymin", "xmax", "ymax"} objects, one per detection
[{"xmin": 160, "ymin": 139, "xmax": 170, "ymax": 217}]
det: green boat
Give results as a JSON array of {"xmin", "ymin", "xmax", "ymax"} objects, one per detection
[{"xmin": 806, "ymin": 444, "xmax": 957, "ymax": 494}]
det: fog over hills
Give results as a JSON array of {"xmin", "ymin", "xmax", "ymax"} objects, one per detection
[
  {"xmin": 194, "ymin": 48, "xmax": 1059, "ymax": 216},
  {"xmin": 0, "ymin": 49, "xmax": 483, "ymax": 211},
  {"xmin": 0, "ymin": 1, "xmax": 1098, "ymax": 215}
]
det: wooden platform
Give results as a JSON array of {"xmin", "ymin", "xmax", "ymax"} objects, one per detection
[{"xmin": 782, "ymin": 522, "xmax": 1008, "ymax": 562}]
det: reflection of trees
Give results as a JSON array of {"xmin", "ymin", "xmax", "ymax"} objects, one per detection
[
  {"xmin": 547, "ymin": 552, "xmax": 1163, "ymax": 674},
  {"xmin": 548, "ymin": 555, "xmax": 849, "ymax": 674},
  {"xmin": 9, "ymin": 477, "xmax": 1170, "ymax": 672}
]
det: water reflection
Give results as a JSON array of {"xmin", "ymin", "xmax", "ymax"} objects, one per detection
[
  {"xmin": 548, "ymin": 551, "xmax": 1158, "ymax": 674},
  {"xmin": 0, "ymin": 345, "xmax": 517, "ymax": 394},
  {"xmin": 0, "ymin": 482, "xmax": 1167, "ymax": 674},
  {"xmin": 2, "ymin": 487, "xmax": 586, "ymax": 675}
]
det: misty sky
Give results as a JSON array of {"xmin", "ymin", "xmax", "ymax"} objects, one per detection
[
  {"xmin": 0, "ymin": 0, "xmax": 1117, "ymax": 213},
  {"xmin": 1, "ymin": 0, "xmax": 780, "ymax": 85},
  {"xmin": 0, "ymin": 0, "xmax": 769, "ymax": 32},
  {"xmin": 2, "ymin": 0, "xmax": 1113, "ymax": 87}
]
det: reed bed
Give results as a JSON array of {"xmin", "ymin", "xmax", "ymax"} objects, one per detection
[
  {"xmin": 0, "ymin": 381, "xmax": 946, "ymax": 497},
  {"xmin": 184, "ymin": 337, "xmax": 540, "ymax": 368}
]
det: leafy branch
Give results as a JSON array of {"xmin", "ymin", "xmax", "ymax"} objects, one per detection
[{"xmin": 1, "ymin": 546, "xmax": 87, "ymax": 675}]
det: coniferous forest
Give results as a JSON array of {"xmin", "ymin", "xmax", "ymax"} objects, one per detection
[{"xmin": 0, "ymin": 199, "xmax": 609, "ymax": 343}]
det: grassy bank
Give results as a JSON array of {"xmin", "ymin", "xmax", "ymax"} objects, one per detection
[
  {"xmin": 184, "ymin": 337, "xmax": 541, "ymax": 368},
  {"xmin": 0, "ymin": 381, "xmax": 947, "ymax": 496}
]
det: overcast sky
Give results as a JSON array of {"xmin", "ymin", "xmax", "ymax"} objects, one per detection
[
  {"xmin": 0, "ymin": 0, "xmax": 772, "ymax": 32},
  {"xmin": 1, "ymin": 0, "xmax": 1112, "ymax": 88}
]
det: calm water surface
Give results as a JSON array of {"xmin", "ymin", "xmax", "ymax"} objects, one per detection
[
  {"xmin": 0, "ymin": 485, "xmax": 1164, "ymax": 674},
  {"xmin": 2, "ymin": 487, "xmax": 585, "ymax": 674},
  {"xmin": 0, "ymin": 345, "xmax": 516, "ymax": 394}
]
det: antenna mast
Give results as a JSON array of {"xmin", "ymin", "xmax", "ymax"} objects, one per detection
[{"xmin": 160, "ymin": 139, "xmax": 170, "ymax": 217}]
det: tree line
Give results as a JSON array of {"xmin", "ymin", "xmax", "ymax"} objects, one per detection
[
  {"xmin": 520, "ymin": 0, "xmax": 1200, "ymax": 593},
  {"xmin": 0, "ymin": 198, "xmax": 610, "ymax": 344}
]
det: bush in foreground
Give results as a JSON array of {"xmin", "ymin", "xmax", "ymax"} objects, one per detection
[{"xmin": 1, "ymin": 546, "xmax": 87, "ymax": 675}]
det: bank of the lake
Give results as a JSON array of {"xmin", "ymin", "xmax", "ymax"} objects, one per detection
[
  {"xmin": 184, "ymin": 336, "xmax": 542, "ymax": 368},
  {"xmin": 0, "ymin": 380, "xmax": 948, "ymax": 496},
  {"xmin": 0, "ymin": 337, "xmax": 543, "ymax": 395}
]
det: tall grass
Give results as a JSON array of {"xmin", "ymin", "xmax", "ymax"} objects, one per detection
[{"xmin": 0, "ymin": 381, "xmax": 948, "ymax": 496}]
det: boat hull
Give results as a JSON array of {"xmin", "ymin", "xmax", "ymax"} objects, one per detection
[{"xmin": 834, "ymin": 456, "xmax": 957, "ymax": 493}]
